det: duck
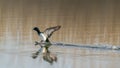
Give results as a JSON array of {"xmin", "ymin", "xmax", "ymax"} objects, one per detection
[
  {"xmin": 33, "ymin": 25, "xmax": 61, "ymax": 43},
  {"xmin": 32, "ymin": 25, "xmax": 61, "ymax": 59}
]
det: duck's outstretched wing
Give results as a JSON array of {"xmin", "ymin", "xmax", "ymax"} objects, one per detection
[{"xmin": 44, "ymin": 25, "xmax": 61, "ymax": 38}]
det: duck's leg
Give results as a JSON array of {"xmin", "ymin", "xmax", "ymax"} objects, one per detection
[{"xmin": 34, "ymin": 41, "xmax": 44, "ymax": 47}]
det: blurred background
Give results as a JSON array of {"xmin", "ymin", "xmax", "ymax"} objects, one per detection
[{"xmin": 0, "ymin": 0, "xmax": 120, "ymax": 46}]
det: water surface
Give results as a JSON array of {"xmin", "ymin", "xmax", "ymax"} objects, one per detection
[{"xmin": 0, "ymin": 44, "xmax": 120, "ymax": 68}]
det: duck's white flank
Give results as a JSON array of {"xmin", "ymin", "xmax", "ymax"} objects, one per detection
[{"xmin": 40, "ymin": 33, "xmax": 47, "ymax": 41}]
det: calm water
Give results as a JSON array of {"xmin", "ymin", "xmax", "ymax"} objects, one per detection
[{"xmin": 0, "ymin": 43, "xmax": 120, "ymax": 68}]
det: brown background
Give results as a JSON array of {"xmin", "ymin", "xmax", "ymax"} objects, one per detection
[{"xmin": 0, "ymin": 0, "xmax": 120, "ymax": 45}]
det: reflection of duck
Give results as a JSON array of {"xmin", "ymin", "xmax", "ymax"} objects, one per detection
[{"xmin": 32, "ymin": 44, "xmax": 57, "ymax": 64}]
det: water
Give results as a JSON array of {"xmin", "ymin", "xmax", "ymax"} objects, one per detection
[{"xmin": 0, "ymin": 43, "xmax": 120, "ymax": 68}]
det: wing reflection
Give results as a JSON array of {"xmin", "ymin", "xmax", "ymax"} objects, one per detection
[{"xmin": 42, "ymin": 48, "xmax": 57, "ymax": 64}]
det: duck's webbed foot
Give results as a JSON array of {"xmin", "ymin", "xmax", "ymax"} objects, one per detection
[
  {"xmin": 34, "ymin": 41, "xmax": 39, "ymax": 45},
  {"xmin": 34, "ymin": 41, "xmax": 43, "ymax": 47}
]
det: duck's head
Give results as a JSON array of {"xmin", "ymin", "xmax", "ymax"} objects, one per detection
[
  {"xmin": 33, "ymin": 27, "xmax": 39, "ymax": 31},
  {"xmin": 33, "ymin": 27, "xmax": 41, "ymax": 34}
]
